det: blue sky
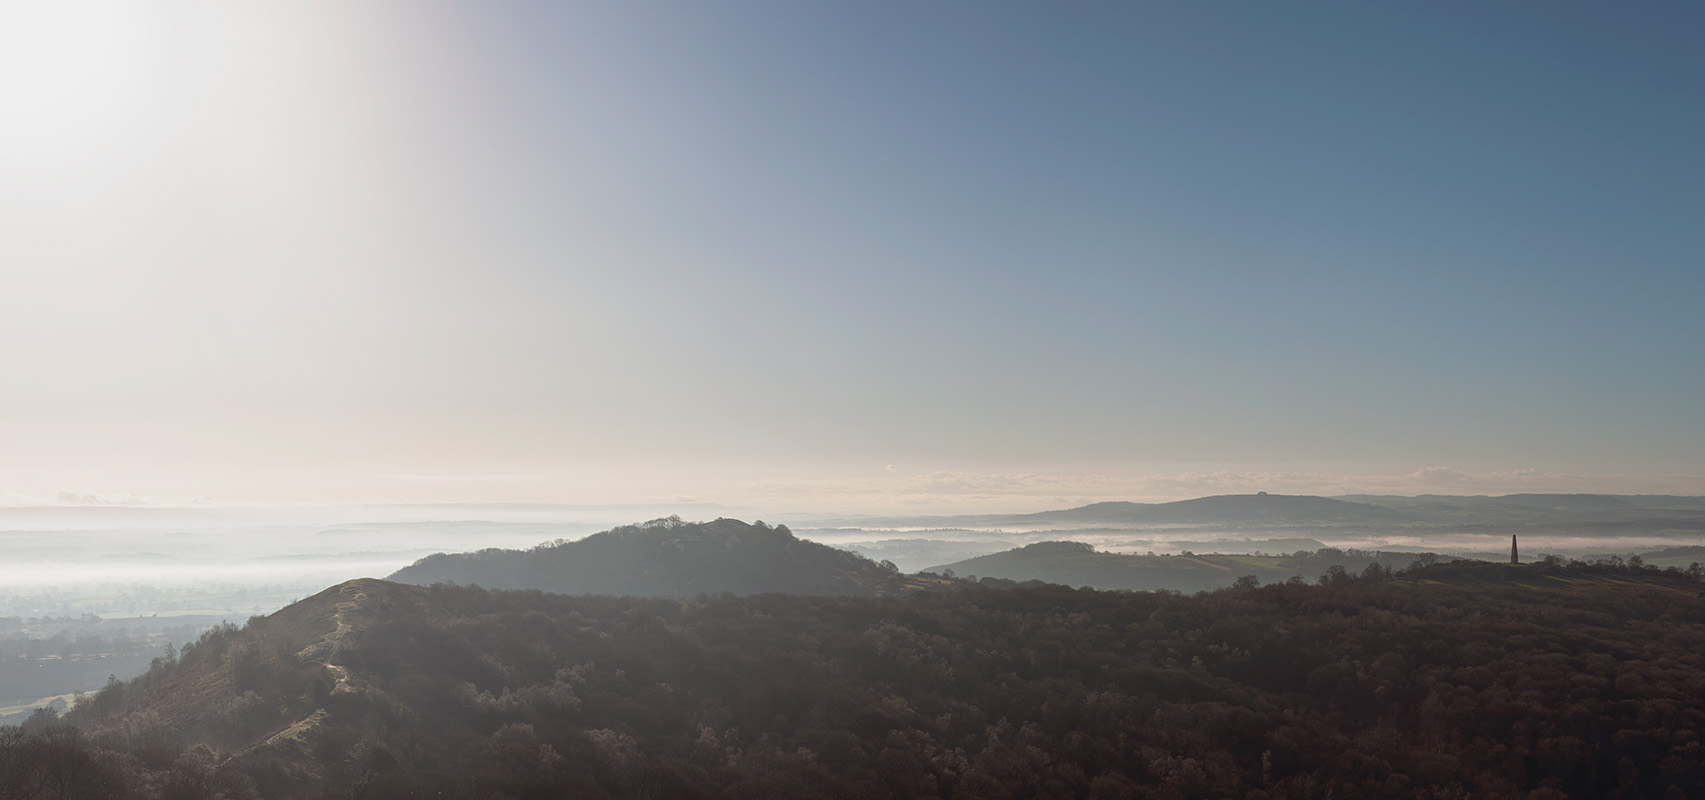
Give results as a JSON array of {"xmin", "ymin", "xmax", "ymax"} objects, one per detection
[{"xmin": 1, "ymin": 1, "xmax": 1700, "ymax": 510}]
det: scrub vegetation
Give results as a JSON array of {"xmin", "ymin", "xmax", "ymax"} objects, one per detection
[{"xmin": 8, "ymin": 555, "xmax": 1705, "ymax": 799}]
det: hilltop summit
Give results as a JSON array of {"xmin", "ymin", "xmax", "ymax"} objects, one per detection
[{"xmin": 389, "ymin": 517, "xmax": 909, "ymax": 596}]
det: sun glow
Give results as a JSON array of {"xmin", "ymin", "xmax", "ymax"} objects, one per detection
[{"xmin": 0, "ymin": 2, "xmax": 166, "ymax": 171}]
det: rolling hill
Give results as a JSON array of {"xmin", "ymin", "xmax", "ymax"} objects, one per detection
[
  {"xmin": 795, "ymin": 493, "xmax": 1415, "ymax": 531},
  {"xmin": 929, "ymin": 541, "xmax": 1438, "ymax": 592},
  {"xmin": 1019, "ymin": 493, "xmax": 1412, "ymax": 526},
  {"xmin": 1338, "ymin": 493, "xmax": 1705, "ymax": 525},
  {"xmin": 388, "ymin": 516, "xmax": 912, "ymax": 596},
  {"xmin": 788, "ymin": 493, "xmax": 1705, "ymax": 536}
]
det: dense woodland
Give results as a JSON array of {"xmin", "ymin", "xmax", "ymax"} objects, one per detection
[{"xmin": 4, "ymin": 557, "xmax": 1705, "ymax": 798}]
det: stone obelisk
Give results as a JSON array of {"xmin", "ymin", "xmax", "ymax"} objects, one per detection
[{"xmin": 1510, "ymin": 535, "xmax": 1518, "ymax": 565}]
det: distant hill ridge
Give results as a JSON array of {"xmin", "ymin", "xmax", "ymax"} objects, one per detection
[
  {"xmin": 1336, "ymin": 493, "xmax": 1705, "ymax": 525},
  {"xmin": 804, "ymin": 493, "xmax": 1415, "ymax": 530},
  {"xmin": 389, "ymin": 516, "xmax": 912, "ymax": 597},
  {"xmin": 789, "ymin": 492, "xmax": 1705, "ymax": 532},
  {"xmin": 1022, "ymin": 493, "xmax": 1412, "ymax": 525}
]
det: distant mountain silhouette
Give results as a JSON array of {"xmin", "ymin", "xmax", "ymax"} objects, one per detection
[
  {"xmin": 1018, "ymin": 493, "xmax": 1412, "ymax": 526},
  {"xmin": 1488, "ymin": 493, "xmax": 1635, "ymax": 511},
  {"xmin": 389, "ymin": 516, "xmax": 910, "ymax": 596},
  {"xmin": 802, "ymin": 493, "xmax": 1414, "ymax": 531},
  {"xmin": 791, "ymin": 494, "xmax": 1705, "ymax": 535},
  {"xmin": 1338, "ymin": 493, "xmax": 1705, "ymax": 525},
  {"xmin": 1342, "ymin": 493, "xmax": 1636, "ymax": 513}
]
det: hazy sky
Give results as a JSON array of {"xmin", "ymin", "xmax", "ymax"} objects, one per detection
[{"xmin": 2, "ymin": 2, "xmax": 1701, "ymax": 513}]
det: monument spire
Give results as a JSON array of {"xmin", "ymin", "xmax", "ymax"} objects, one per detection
[{"xmin": 1511, "ymin": 534, "xmax": 1518, "ymax": 565}]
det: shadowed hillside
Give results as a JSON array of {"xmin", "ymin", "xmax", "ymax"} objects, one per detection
[
  {"xmin": 388, "ymin": 516, "xmax": 913, "ymax": 597},
  {"xmin": 20, "ymin": 560, "xmax": 1705, "ymax": 798}
]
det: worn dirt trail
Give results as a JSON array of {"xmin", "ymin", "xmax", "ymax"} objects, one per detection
[{"xmin": 223, "ymin": 582, "xmax": 369, "ymax": 763}]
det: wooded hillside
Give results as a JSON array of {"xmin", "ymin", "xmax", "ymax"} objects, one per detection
[{"xmin": 9, "ymin": 559, "xmax": 1705, "ymax": 798}]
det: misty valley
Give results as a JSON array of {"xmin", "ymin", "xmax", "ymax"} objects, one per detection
[
  {"xmin": 6, "ymin": 494, "xmax": 1705, "ymax": 797},
  {"xmin": 9, "ymin": 0, "xmax": 1697, "ymax": 794}
]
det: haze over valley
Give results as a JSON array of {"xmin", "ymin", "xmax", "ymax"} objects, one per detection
[
  {"xmin": 8, "ymin": 490, "xmax": 1705, "ymax": 728},
  {"xmin": 4, "ymin": 0, "xmax": 1702, "ymax": 796}
]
